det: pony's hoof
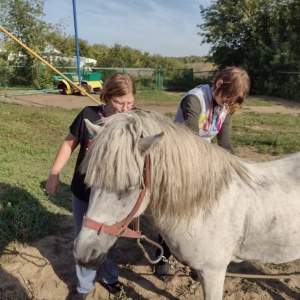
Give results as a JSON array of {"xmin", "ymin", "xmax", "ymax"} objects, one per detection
[
  {"xmin": 154, "ymin": 262, "xmax": 170, "ymax": 279},
  {"xmin": 190, "ymin": 268, "xmax": 199, "ymax": 281}
]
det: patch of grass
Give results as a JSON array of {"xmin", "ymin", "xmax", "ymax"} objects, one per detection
[
  {"xmin": 245, "ymin": 97, "xmax": 276, "ymax": 107},
  {"xmin": 137, "ymin": 89, "xmax": 183, "ymax": 103},
  {"xmin": 138, "ymin": 92, "xmax": 279, "ymax": 107},
  {"xmin": 231, "ymin": 112, "xmax": 300, "ymax": 155},
  {"xmin": 0, "ymin": 101, "xmax": 77, "ymax": 253},
  {"xmin": 241, "ymin": 278, "xmax": 259, "ymax": 294}
]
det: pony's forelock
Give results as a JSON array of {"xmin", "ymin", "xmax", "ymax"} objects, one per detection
[{"xmin": 82, "ymin": 113, "xmax": 143, "ymax": 192}]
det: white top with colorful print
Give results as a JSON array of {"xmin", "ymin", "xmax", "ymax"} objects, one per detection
[{"xmin": 174, "ymin": 84, "xmax": 227, "ymax": 141}]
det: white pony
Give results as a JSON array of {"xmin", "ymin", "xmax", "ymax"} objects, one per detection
[{"xmin": 74, "ymin": 111, "xmax": 300, "ymax": 300}]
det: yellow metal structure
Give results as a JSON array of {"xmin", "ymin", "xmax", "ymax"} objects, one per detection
[{"xmin": 56, "ymin": 72, "xmax": 103, "ymax": 96}]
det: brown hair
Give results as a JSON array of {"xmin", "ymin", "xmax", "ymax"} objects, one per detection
[
  {"xmin": 212, "ymin": 67, "xmax": 250, "ymax": 115},
  {"xmin": 100, "ymin": 73, "xmax": 136, "ymax": 104}
]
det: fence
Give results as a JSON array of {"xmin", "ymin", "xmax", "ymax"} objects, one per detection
[
  {"xmin": 0, "ymin": 65, "xmax": 215, "ymax": 91},
  {"xmin": 2, "ymin": 65, "xmax": 300, "ymax": 101}
]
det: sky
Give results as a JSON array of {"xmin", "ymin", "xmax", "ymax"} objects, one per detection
[{"xmin": 43, "ymin": 0, "xmax": 212, "ymax": 58}]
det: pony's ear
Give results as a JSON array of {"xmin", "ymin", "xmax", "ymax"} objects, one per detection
[
  {"xmin": 84, "ymin": 119, "xmax": 103, "ymax": 136},
  {"xmin": 138, "ymin": 132, "xmax": 164, "ymax": 155}
]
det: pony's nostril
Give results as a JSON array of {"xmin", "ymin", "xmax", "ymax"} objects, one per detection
[{"xmin": 89, "ymin": 248, "xmax": 98, "ymax": 260}]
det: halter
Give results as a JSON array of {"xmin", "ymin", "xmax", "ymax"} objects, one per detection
[{"xmin": 82, "ymin": 154, "xmax": 164, "ymax": 264}]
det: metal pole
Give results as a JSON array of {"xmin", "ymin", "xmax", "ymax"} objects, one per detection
[{"xmin": 72, "ymin": 0, "xmax": 82, "ymax": 85}]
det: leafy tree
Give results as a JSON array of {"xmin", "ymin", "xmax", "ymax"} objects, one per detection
[
  {"xmin": 45, "ymin": 32, "xmax": 74, "ymax": 57},
  {"xmin": 199, "ymin": 0, "xmax": 300, "ymax": 97},
  {"xmin": 198, "ymin": 0, "xmax": 263, "ymax": 68},
  {"xmin": 89, "ymin": 43, "xmax": 109, "ymax": 67},
  {"xmin": 0, "ymin": 0, "xmax": 58, "ymax": 87}
]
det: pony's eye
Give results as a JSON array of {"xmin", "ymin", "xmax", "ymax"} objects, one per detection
[
  {"xmin": 117, "ymin": 186, "xmax": 136, "ymax": 200},
  {"xmin": 126, "ymin": 186, "xmax": 136, "ymax": 192}
]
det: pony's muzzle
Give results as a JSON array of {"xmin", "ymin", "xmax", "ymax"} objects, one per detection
[{"xmin": 75, "ymin": 252, "xmax": 107, "ymax": 270}]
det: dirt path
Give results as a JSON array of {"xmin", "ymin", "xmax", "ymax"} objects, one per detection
[
  {"xmin": 2, "ymin": 91, "xmax": 300, "ymax": 112},
  {"xmin": 1, "ymin": 92, "xmax": 300, "ymax": 299}
]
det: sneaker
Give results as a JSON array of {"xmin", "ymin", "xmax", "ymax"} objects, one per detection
[
  {"xmin": 66, "ymin": 291, "xmax": 91, "ymax": 300},
  {"xmin": 99, "ymin": 281, "xmax": 123, "ymax": 295}
]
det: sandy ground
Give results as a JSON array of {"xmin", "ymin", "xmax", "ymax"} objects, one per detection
[{"xmin": 1, "ymin": 91, "xmax": 300, "ymax": 300}]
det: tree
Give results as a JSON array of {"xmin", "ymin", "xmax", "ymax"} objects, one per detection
[
  {"xmin": 198, "ymin": 0, "xmax": 266, "ymax": 68},
  {"xmin": 0, "ymin": 0, "xmax": 62, "ymax": 87},
  {"xmin": 198, "ymin": 0, "xmax": 300, "ymax": 96},
  {"xmin": 45, "ymin": 32, "xmax": 74, "ymax": 58}
]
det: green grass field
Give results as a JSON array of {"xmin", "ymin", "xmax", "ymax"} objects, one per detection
[
  {"xmin": 232, "ymin": 111, "xmax": 300, "ymax": 155},
  {"xmin": 0, "ymin": 92, "xmax": 300, "ymax": 254}
]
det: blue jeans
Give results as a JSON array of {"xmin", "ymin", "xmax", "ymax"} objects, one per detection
[{"xmin": 72, "ymin": 194, "xmax": 118, "ymax": 293}]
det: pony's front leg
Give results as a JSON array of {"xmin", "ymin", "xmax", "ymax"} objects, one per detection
[{"xmin": 197, "ymin": 267, "xmax": 227, "ymax": 300}]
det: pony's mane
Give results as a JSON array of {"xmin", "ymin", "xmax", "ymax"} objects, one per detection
[{"xmin": 82, "ymin": 110, "xmax": 257, "ymax": 228}]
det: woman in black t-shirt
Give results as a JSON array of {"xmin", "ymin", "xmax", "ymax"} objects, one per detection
[{"xmin": 45, "ymin": 73, "xmax": 136, "ymax": 298}]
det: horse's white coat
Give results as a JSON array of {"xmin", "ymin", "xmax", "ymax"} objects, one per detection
[{"xmin": 74, "ymin": 111, "xmax": 300, "ymax": 300}]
